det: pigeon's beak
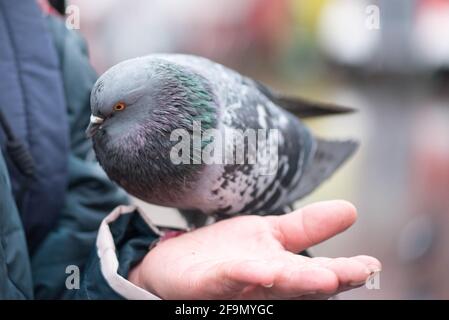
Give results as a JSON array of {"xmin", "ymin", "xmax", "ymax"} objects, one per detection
[{"xmin": 85, "ymin": 114, "xmax": 104, "ymax": 138}]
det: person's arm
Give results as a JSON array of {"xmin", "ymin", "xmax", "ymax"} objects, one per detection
[
  {"xmin": 72, "ymin": 199, "xmax": 381, "ymax": 300},
  {"xmin": 128, "ymin": 200, "xmax": 381, "ymax": 299}
]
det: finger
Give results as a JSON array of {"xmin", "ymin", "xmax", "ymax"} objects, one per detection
[
  {"xmin": 200, "ymin": 260, "xmax": 278, "ymax": 298},
  {"xmin": 269, "ymin": 200, "xmax": 357, "ymax": 253},
  {"xmin": 288, "ymin": 254, "xmax": 380, "ymax": 287},
  {"xmin": 333, "ymin": 255, "xmax": 382, "ymax": 293},
  {"xmin": 268, "ymin": 264, "xmax": 340, "ymax": 298},
  {"xmin": 260, "ymin": 254, "xmax": 382, "ymax": 300},
  {"xmin": 352, "ymin": 255, "xmax": 382, "ymax": 273},
  {"xmin": 320, "ymin": 257, "xmax": 372, "ymax": 286}
]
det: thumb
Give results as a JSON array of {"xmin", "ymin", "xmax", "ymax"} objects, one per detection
[{"xmin": 269, "ymin": 200, "xmax": 357, "ymax": 253}]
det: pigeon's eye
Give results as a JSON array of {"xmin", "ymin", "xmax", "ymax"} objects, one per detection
[{"xmin": 113, "ymin": 102, "xmax": 126, "ymax": 111}]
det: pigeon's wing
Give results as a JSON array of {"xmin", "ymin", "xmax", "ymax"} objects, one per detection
[
  {"xmin": 231, "ymin": 80, "xmax": 359, "ymax": 212},
  {"xmin": 155, "ymin": 54, "xmax": 358, "ymax": 214},
  {"xmin": 213, "ymin": 87, "xmax": 319, "ymax": 216},
  {"xmin": 251, "ymin": 80, "xmax": 355, "ymax": 118}
]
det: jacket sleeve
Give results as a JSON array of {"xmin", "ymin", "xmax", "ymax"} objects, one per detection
[
  {"xmin": 31, "ymin": 15, "xmax": 162, "ymax": 299},
  {"xmin": 0, "ymin": 149, "xmax": 34, "ymax": 299},
  {"xmin": 73, "ymin": 205, "xmax": 163, "ymax": 300}
]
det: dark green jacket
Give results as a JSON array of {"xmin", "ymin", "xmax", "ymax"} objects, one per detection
[{"xmin": 0, "ymin": 1, "xmax": 160, "ymax": 299}]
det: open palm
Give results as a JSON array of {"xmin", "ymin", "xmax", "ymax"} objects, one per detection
[{"xmin": 129, "ymin": 200, "xmax": 381, "ymax": 299}]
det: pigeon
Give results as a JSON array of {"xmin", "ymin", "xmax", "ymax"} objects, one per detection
[{"xmin": 86, "ymin": 54, "xmax": 358, "ymax": 227}]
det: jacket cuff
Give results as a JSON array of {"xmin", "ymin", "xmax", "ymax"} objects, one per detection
[{"xmin": 79, "ymin": 205, "xmax": 172, "ymax": 299}]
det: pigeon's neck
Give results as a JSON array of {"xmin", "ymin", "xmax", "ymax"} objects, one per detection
[{"xmin": 155, "ymin": 61, "xmax": 217, "ymax": 131}]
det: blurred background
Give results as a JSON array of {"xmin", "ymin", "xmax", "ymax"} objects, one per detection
[{"xmin": 68, "ymin": 0, "xmax": 449, "ymax": 299}]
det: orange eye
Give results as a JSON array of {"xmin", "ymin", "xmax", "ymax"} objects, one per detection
[{"xmin": 113, "ymin": 102, "xmax": 126, "ymax": 111}]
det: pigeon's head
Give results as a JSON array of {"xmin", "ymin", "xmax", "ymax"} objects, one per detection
[
  {"xmin": 86, "ymin": 57, "xmax": 217, "ymax": 205},
  {"xmin": 86, "ymin": 57, "xmax": 153, "ymax": 139}
]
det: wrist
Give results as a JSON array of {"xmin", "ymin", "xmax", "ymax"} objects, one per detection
[
  {"xmin": 128, "ymin": 261, "xmax": 144, "ymax": 289},
  {"xmin": 128, "ymin": 229, "xmax": 188, "ymax": 298}
]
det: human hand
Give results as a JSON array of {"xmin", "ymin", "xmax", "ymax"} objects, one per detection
[{"xmin": 129, "ymin": 200, "xmax": 381, "ymax": 299}]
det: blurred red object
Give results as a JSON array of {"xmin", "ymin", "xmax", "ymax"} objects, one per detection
[
  {"xmin": 410, "ymin": 107, "xmax": 449, "ymax": 207},
  {"xmin": 36, "ymin": 0, "xmax": 60, "ymax": 16}
]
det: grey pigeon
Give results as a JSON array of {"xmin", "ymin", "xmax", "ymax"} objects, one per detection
[{"xmin": 87, "ymin": 54, "xmax": 358, "ymax": 227}]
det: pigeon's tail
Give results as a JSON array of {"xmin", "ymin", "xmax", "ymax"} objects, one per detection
[
  {"xmin": 290, "ymin": 138, "xmax": 359, "ymax": 201},
  {"xmin": 276, "ymin": 96, "xmax": 355, "ymax": 118}
]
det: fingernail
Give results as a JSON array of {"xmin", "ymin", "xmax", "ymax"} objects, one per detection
[
  {"xmin": 349, "ymin": 280, "xmax": 366, "ymax": 287},
  {"xmin": 368, "ymin": 266, "xmax": 382, "ymax": 275},
  {"xmin": 262, "ymin": 283, "xmax": 274, "ymax": 288}
]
